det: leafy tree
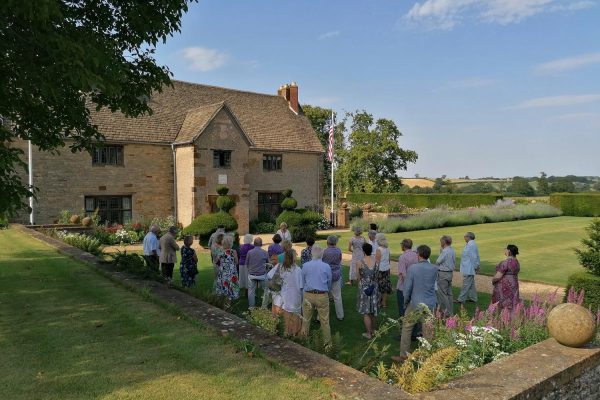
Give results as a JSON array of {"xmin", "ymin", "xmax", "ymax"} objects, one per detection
[
  {"xmin": 301, "ymin": 105, "xmax": 345, "ymax": 196},
  {"xmin": 507, "ymin": 177, "xmax": 535, "ymax": 196},
  {"xmin": 575, "ymin": 219, "xmax": 600, "ymax": 276},
  {"xmin": 537, "ymin": 172, "xmax": 550, "ymax": 195},
  {"xmin": 0, "ymin": 0, "xmax": 195, "ymax": 216},
  {"xmin": 550, "ymin": 178, "xmax": 576, "ymax": 193},
  {"xmin": 336, "ymin": 111, "xmax": 417, "ymax": 193}
]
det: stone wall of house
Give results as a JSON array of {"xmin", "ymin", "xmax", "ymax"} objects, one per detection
[
  {"xmin": 11, "ymin": 140, "xmax": 174, "ymax": 224},
  {"xmin": 247, "ymin": 150, "xmax": 322, "ymax": 221},
  {"xmin": 191, "ymin": 109, "xmax": 251, "ymax": 233}
]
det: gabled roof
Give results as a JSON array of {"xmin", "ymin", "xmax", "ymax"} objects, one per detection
[
  {"xmin": 89, "ymin": 80, "xmax": 324, "ymax": 153},
  {"xmin": 172, "ymin": 102, "xmax": 253, "ymax": 145}
]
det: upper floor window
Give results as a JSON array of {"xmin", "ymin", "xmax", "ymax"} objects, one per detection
[
  {"xmin": 263, "ymin": 154, "xmax": 282, "ymax": 171},
  {"xmin": 213, "ymin": 150, "xmax": 231, "ymax": 168},
  {"xmin": 92, "ymin": 145, "xmax": 123, "ymax": 166}
]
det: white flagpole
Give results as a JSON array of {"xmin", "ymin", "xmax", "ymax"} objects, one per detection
[
  {"xmin": 28, "ymin": 140, "xmax": 34, "ymax": 225},
  {"xmin": 330, "ymin": 110, "xmax": 334, "ymax": 226}
]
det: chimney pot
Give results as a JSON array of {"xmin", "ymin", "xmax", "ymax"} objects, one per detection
[{"xmin": 277, "ymin": 82, "xmax": 299, "ymax": 114}]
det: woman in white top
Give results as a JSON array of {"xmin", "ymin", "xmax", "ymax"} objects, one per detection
[
  {"xmin": 279, "ymin": 249, "xmax": 303, "ymax": 336},
  {"xmin": 375, "ymin": 233, "xmax": 392, "ymax": 308},
  {"xmin": 347, "ymin": 226, "xmax": 365, "ymax": 285},
  {"xmin": 276, "ymin": 222, "xmax": 292, "ymax": 243}
]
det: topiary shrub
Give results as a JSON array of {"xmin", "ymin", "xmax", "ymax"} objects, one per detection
[
  {"xmin": 565, "ymin": 272, "xmax": 600, "ymax": 311},
  {"xmin": 182, "ymin": 211, "xmax": 238, "ymax": 247},
  {"xmin": 276, "ymin": 209, "xmax": 321, "ymax": 242},
  {"xmin": 281, "ymin": 188, "xmax": 297, "ymax": 211},
  {"xmin": 216, "ymin": 185, "xmax": 229, "ymax": 196},
  {"xmin": 216, "ymin": 196, "xmax": 235, "ymax": 212}
]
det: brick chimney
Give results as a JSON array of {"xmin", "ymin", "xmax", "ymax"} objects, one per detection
[{"xmin": 277, "ymin": 82, "xmax": 299, "ymax": 114}]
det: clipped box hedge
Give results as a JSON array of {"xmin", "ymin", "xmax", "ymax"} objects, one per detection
[
  {"xmin": 549, "ymin": 193, "xmax": 600, "ymax": 217},
  {"xmin": 346, "ymin": 193, "xmax": 503, "ymax": 209},
  {"xmin": 565, "ymin": 271, "xmax": 600, "ymax": 311}
]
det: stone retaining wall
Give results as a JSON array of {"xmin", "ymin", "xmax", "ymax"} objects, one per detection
[{"xmin": 15, "ymin": 224, "xmax": 600, "ymax": 400}]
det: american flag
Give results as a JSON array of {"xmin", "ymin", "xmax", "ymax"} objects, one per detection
[{"xmin": 327, "ymin": 116, "xmax": 334, "ymax": 162}]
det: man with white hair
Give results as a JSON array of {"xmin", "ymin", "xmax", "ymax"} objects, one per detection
[
  {"xmin": 142, "ymin": 224, "xmax": 161, "ymax": 272},
  {"xmin": 300, "ymin": 244, "xmax": 332, "ymax": 345},
  {"xmin": 456, "ymin": 231, "xmax": 480, "ymax": 304}
]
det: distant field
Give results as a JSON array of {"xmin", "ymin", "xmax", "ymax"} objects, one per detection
[
  {"xmin": 322, "ymin": 216, "xmax": 591, "ymax": 286},
  {"xmin": 400, "ymin": 178, "xmax": 435, "ymax": 188}
]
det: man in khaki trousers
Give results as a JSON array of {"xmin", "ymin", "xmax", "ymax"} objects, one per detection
[
  {"xmin": 159, "ymin": 226, "xmax": 180, "ymax": 286},
  {"xmin": 300, "ymin": 245, "xmax": 332, "ymax": 345}
]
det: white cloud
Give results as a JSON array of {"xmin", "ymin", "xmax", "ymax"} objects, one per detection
[
  {"xmin": 535, "ymin": 52, "xmax": 600, "ymax": 74},
  {"xmin": 550, "ymin": 112, "xmax": 596, "ymax": 121},
  {"xmin": 512, "ymin": 94, "xmax": 600, "ymax": 109},
  {"xmin": 180, "ymin": 47, "xmax": 228, "ymax": 71},
  {"xmin": 403, "ymin": 0, "xmax": 595, "ymax": 30},
  {"xmin": 318, "ymin": 30, "xmax": 341, "ymax": 40}
]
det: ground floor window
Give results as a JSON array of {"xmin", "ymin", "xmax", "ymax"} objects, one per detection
[
  {"xmin": 257, "ymin": 192, "xmax": 283, "ymax": 218},
  {"xmin": 85, "ymin": 195, "xmax": 132, "ymax": 225}
]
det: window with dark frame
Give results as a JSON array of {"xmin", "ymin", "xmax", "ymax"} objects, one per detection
[
  {"xmin": 262, "ymin": 154, "xmax": 282, "ymax": 171},
  {"xmin": 257, "ymin": 192, "xmax": 283, "ymax": 218},
  {"xmin": 213, "ymin": 150, "xmax": 232, "ymax": 168},
  {"xmin": 92, "ymin": 145, "xmax": 124, "ymax": 166},
  {"xmin": 85, "ymin": 195, "xmax": 132, "ymax": 225}
]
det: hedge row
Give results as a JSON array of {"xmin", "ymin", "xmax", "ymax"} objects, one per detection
[
  {"xmin": 346, "ymin": 193, "xmax": 503, "ymax": 209},
  {"xmin": 549, "ymin": 193, "xmax": 600, "ymax": 217},
  {"xmin": 565, "ymin": 271, "xmax": 600, "ymax": 311}
]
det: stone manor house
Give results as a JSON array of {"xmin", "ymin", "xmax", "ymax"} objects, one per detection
[{"xmin": 13, "ymin": 81, "xmax": 324, "ymax": 233}]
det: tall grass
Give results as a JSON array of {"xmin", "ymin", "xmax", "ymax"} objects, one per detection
[{"xmin": 352, "ymin": 203, "xmax": 562, "ymax": 233}]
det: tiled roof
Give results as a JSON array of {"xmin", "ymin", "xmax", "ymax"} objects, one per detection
[{"xmin": 89, "ymin": 80, "xmax": 324, "ymax": 153}]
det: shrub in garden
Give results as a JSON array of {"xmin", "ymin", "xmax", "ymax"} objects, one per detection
[
  {"xmin": 56, "ymin": 230, "xmax": 103, "ymax": 256},
  {"xmin": 549, "ymin": 193, "xmax": 600, "ymax": 217},
  {"xmin": 58, "ymin": 210, "xmax": 72, "ymax": 224},
  {"xmin": 244, "ymin": 307, "xmax": 281, "ymax": 335},
  {"xmin": 574, "ymin": 218, "xmax": 600, "ymax": 276},
  {"xmin": 276, "ymin": 209, "xmax": 321, "ymax": 242},
  {"xmin": 281, "ymin": 188, "xmax": 298, "ymax": 210},
  {"xmin": 182, "ymin": 186, "xmax": 238, "ymax": 246}
]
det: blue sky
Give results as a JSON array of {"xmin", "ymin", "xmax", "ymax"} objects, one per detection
[{"xmin": 155, "ymin": 0, "xmax": 600, "ymax": 178}]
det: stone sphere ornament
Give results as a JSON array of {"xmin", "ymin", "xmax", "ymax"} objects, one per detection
[{"xmin": 547, "ymin": 303, "xmax": 596, "ymax": 348}]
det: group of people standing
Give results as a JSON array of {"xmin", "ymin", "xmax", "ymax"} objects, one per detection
[{"xmin": 143, "ymin": 222, "xmax": 522, "ymax": 360}]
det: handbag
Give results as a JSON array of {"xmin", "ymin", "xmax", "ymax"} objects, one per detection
[
  {"xmin": 267, "ymin": 266, "xmax": 283, "ymax": 292},
  {"xmin": 364, "ymin": 283, "xmax": 376, "ymax": 296}
]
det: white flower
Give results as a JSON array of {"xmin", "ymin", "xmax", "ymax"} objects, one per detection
[
  {"xmin": 455, "ymin": 339, "xmax": 467, "ymax": 348},
  {"xmin": 417, "ymin": 337, "xmax": 432, "ymax": 351}
]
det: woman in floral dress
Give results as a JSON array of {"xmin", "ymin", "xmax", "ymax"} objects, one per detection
[
  {"xmin": 216, "ymin": 234, "xmax": 240, "ymax": 301},
  {"xmin": 356, "ymin": 242, "xmax": 379, "ymax": 339},
  {"xmin": 180, "ymin": 235, "xmax": 198, "ymax": 288},
  {"xmin": 492, "ymin": 244, "xmax": 520, "ymax": 310}
]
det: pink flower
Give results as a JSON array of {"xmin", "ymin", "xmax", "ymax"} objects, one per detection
[{"xmin": 445, "ymin": 316, "xmax": 458, "ymax": 329}]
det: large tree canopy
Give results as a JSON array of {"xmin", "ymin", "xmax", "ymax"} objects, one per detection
[
  {"xmin": 0, "ymin": 0, "xmax": 195, "ymax": 216},
  {"xmin": 336, "ymin": 111, "xmax": 417, "ymax": 193}
]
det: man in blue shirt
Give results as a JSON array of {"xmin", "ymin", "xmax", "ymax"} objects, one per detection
[
  {"xmin": 456, "ymin": 231, "xmax": 480, "ymax": 304},
  {"xmin": 301, "ymin": 245, "xmax": 333, "ymax": 345},
  {"xmin": 392, "ymin": 244, "xmax": 437, "ymax": 362}
]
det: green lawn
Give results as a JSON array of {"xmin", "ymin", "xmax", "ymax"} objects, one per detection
[
  {"xmin": 0, "ymin": 229, "xmax": 332, "ymax": 400},
  {"xmin": 319, "ymin": 216, "xmax": 591, "ymax": 286}
]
